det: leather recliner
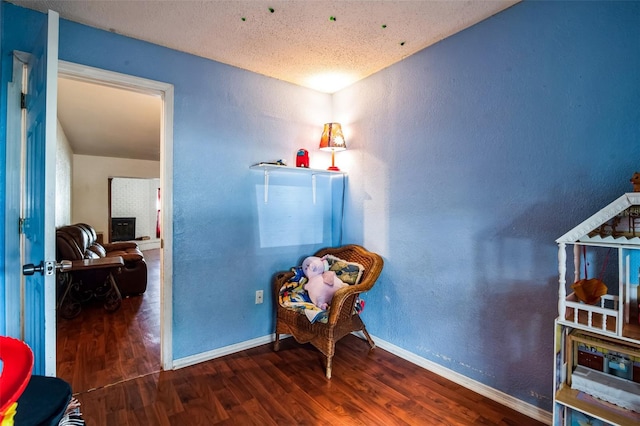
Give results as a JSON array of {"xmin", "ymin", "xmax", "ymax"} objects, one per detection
[{"xmin": 56, "ymin": 223, "xmax": 147, "ymax": 296}]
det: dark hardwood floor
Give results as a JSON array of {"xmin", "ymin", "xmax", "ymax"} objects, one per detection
[
  {"xmin": 58, "ymin": 249, "xmax": 545, "ymax": 425},
  {"xmin": 74, "ymin": 335, "xmax": 545, "ymax": 425},
  {"xmin": 56, "ymin": 248, "xmax": 161, "ymax": 392}
]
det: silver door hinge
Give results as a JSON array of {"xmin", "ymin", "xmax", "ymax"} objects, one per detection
[
  {"xmin": 19, "ymin": 217, "xmax": 25, "ymax": 234},
  {"xmin": 21, "ymin": 92, "xmax": 26, "ymax": 109}
]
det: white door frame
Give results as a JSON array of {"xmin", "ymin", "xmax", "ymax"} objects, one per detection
[{"xmin": 57, "ymin": 61, "xmax": 174, "ymax": 370}]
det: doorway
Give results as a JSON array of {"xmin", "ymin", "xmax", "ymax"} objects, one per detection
[{"xmin": 55, "ymin": 61, "xmax": 174, "ymax": 392}]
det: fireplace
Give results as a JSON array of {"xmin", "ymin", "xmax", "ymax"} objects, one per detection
[{"xmin": 111, "ymin": 217, "xmax": 136, "ymax": 242}]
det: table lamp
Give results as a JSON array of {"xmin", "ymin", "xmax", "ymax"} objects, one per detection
[{"xmin": 319, "ymin": 123, "xmax": 346, "ymax": 171}]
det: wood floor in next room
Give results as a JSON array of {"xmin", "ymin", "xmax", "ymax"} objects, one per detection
[{"xmin": 56, "ymin": 248, "xmax": 161, "ymax": 393}]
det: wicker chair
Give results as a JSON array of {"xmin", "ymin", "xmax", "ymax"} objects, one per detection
[{"xmin": 273, "ymin": 244, "xmax": 383, "ymax": 378}]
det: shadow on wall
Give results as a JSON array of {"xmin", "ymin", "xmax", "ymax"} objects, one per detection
[
  {"xmin": 474, "ymin": 274, "xmax": 557, "ymax": 406},
  {"xmin": 471, "ymin": 198, "xmax": 575, "ymax": 408}
]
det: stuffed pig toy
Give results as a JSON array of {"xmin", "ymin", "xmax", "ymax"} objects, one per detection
[{"xmin": 302, "ymin": 256, "xmax": 348, "ymax": 310}]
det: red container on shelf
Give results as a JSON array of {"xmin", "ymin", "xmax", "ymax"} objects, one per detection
[{"xmin": 296, "ymin": 149, "xmax": 309, "ymax": 168}]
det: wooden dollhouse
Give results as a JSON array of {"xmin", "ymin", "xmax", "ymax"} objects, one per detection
[
  {"xmin": 556, "ymin": 192, "xmax": 640, "ymax": 343},
  {"xmin": 554, "ymin": 192, "xmax": 640, "ymax": 426}
]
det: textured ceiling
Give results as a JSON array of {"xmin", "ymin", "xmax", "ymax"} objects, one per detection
[
  {"xmin": 9, "ymin": 0, "xmax": 519, "ymax": 161},
  {"xmin": 12, "ymin": 0, "xmax": 518, "ymax": 93}
]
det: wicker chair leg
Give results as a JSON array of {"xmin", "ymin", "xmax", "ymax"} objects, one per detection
[
  {"xmin": 362, "ymin": 327, "xmax": 376, "ymax": 349},
  {"xmin": 326, "ymin": 356, "xmax": 333, "ymax": 379},
  {"xmin": 274, "ymin": 333, "xmax": 280, "ymax": 351}
]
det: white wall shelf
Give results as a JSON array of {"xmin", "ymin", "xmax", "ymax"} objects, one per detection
[
  {"xmin": 250, "ymin": 164, "xmax": 346, "ymax": 203},
  {"xmin": 250, "ymin": 164, "xmax": 346, "ymax": 176}
]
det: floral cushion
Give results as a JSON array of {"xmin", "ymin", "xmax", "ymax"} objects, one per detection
[
  {"xmin": 279, "ymin": 258, "xmax": 366, "ymax": 323},
  {"xmin": 279, "ymin": 275, "xmax": 328, "ymax": 323},
  {"xmin": 324, "ymin": 255, "xmax": 364, "ymax": 285}
]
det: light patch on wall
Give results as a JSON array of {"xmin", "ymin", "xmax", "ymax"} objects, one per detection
[
  {"xmin": 305, "ymin": 72, "xmax": 358, "ymax": 94},
  {"xmin": 256, "ymin": 184, "xmax": 324, "ymax": 248},
  {"xmin": 363, "ymin": 152, "xmax": 389, "ymax": 255}
]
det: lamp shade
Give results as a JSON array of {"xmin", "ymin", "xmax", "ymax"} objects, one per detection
[
  {"xmin": 319, "ymin": 123, "xmax": 346, "ymax": 152},
  {"xmin": 319, "ymin": 123, "xmax": 346, "ymax": 171}
]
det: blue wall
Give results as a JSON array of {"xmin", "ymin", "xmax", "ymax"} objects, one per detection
[
  {"xmin": 1, "ymin": 3, "xmax": 334, "ymax": 358},
  {"xmin": 334, "ymin": 0, "xmax": 640, "ymax": 410},
  {"xmin": 2, "ymin": 0, "xmax": 639, "ymax": 414},
  {"xmin": 56, "ymin": 20, "xmax": 337, "ymax": 358}
]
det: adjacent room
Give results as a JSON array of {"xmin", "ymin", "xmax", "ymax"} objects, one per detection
[
  {"xmin": 1, "ymin": 1, "xmax": 639, "ymax": 425},
  {"xmin": 54, "ymin": 76, "xmax": 163, "ymax": 394}
]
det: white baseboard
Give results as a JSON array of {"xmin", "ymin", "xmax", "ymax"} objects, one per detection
[
  {"xmin": 172, "ymin": 334, "xmax": 275, "ymax": 370},
  {"xmin": 365, "ymin": 333, "xmax": 552, "ymax": 425},
  {"xmin": 172, "ymin": 332, "xmax": 551, "ymax": 425},
  {"xmin": 137, "ymin": 238, "xmax": 161, "ymax": 251}
]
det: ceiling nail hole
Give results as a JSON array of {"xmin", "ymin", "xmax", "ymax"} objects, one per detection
[
  {"xmin": 329, "ymin": 16, "xmax": 336, "ymax": 21},
  {"xmin": 400, "ymin": 41, "xmax": 405, "ymax": 46},
  {"xmin": 269, "ymin": 7, "xmax": 275, "ymax": 13},
  {"xmin": 382, "ymin": 24, "xmax": 387, "ymax": 29}
]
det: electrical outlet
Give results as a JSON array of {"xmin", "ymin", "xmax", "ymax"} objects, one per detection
[{"xmin": 255, "ymin": 290, "xmax": 264, "ymax": 304}]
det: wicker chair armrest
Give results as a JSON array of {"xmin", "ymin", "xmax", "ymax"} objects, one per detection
[
  {"xmin": 273, "ymin": 270, "xmax": 295, "ymax": 301},
  {"xmin": 326, "ymin": 283, "xmax": 366, "ymax": 325}
]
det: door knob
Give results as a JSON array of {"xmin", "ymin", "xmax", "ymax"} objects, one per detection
[
  {"xmin": 22, "ymin": 262, "xmax": 44, "ymax": 276},
  {"xmin": 23, "ymin": 260, "xmax": 72, "ymax": 276}
]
